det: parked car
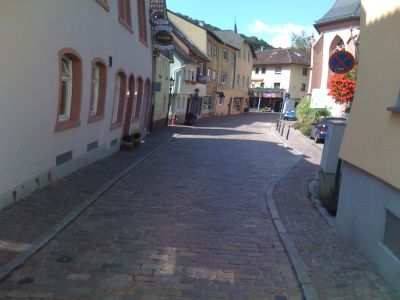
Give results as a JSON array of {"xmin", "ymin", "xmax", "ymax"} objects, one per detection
[
  {"xmin": 283, "ymin": 109, "xmax": 297, "ymax": 120},
  {"xmin": 310, "ymin": 117, "xmax": 347, "ymax": 143}
]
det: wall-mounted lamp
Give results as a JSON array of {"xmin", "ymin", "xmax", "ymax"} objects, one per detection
[
  {"xmin": 126, "ymin": 90, "xmax": 130, "ymax": 97},
  {"xmin": 134, "ymin": 91, "xmax": 138, "ymax": 96}
]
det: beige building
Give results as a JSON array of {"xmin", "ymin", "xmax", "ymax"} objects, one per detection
[
  {"xmin": 213, "ymin": 30, "xmax": 255, "ymax": 114},
  {"xmin": 167, "ymin": 11, "xmax": 254, "ymax": 116},
  {"xmin": 336, "ymin": 0, "xmax": 400, "ymax": 293},
  {"xmin": 251, "ymin": 49, "xmax": 310, "ymax": 111},
  {"xmin": 0, "ymin": 0, "xmax": 152, "ymax": 209}
]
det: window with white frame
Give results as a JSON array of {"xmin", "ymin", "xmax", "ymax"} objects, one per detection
[
  {"xmin": 207, "ymin": 68, "xmax": 211, "ymax": 78},
  {"xmin": 275, "ymin": 66, "xmax": 282, "ymax": 74},
  {"xmin": 262, "ymin": 67, "xmax": 266, "ymax": 74},
  {"xmin": 212, "ymin": 44, "xmax": 217, "ymax": 57},
  {"xmin": 221, "ymin": 72, "xmax": 227, "ymax": 84},
  {"xmin": 255, "ymin": 67, "xmax": 259, "ymax": 74},
  {"xmin": 274, "ymin": 82, "xmax": 281, "ymax": 89},
  {"xmin": 212, "ymin": 70, "xmax": 216, "ymax": 80},
  {"xmin": 59, "ymin": 56, "xmax": 73, "ymax": 121},
  {"xmin": 112, "ymin": 74, "xmax": 122, "ymax": 123},
  {"xmin": 90, "ymin": 64, "xmax": 100, "ymax": 116}
]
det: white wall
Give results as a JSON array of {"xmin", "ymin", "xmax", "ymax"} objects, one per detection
[
  {"xmin": 0, "ymin": 0, "xmax": 152, "ymax": 206},
  {"xmin": 251, "ymin": 66, "xmax": 291, "ymax": 90}
]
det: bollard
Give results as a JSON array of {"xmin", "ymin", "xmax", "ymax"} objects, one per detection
[
  {"xmin": 278, "ymin": 120, "xmax": 281, "ymax": 132},
  {"xmin": 281, "ymin": 123, "xmax": 285, "ymax": 136},
  {"xmin": 286, "ymin": 125, "xmax": 290, "ymax": 140},
  {"xmin": 276, "ymin": 120, "xmax": 279, "ymax": 131}
]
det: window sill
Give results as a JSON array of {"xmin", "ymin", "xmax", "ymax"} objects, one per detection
[
  {"xmin": 55, "ymin": 119, "xmax": 81, "ymax": 132},
  {"xmin": 119, "ymin": 19, "xmax": 133, "ymax": 34},
  {"xmin": 139, "ymin": 37, "xmax": 149, "ymax": 47},
  {"xmin": 96, "ymin": 0, "xmax": 110, "ymax": 11},
  {"xmin": 110, "ymin": 122, "xmax": 123, "ymax": 131},
  {"xmin": 88, "ymin": 114, "xmax": 105, "ymax": 124},
  {"xmin": 387, "ymin": 106, "xmax": 400, "ymax": 113}
]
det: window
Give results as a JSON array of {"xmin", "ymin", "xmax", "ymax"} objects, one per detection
[
  {"xmin": 255, "ymin": 67, "xmax": 259, "ymax": 74},
  {"xmin": 242, "ymin": 76, "xmax": 245, "ymax": 88},
  {"xmin": 137, "ymin": 0, "xmax": 147, "ymax": 44},
  {"xmin": 262, "ymin": 67, "xmax": 266, "ymax": 74},
  {"xmin": 59, "ymin": 57, "xmax": 73, "ymax": 122},
  {"xmin": 236, "ymin": 74, "xmax": 240, "ymax": 86},
  {"xmin": 247, "ymin": 52, "xmax": 251, "ymax": 62},
  {"xmin": 221, "ymin": 73, "xmax": 227, "ymax": 84},
  {"xmin": 55, "ymin": 48, "xmax": 82, "ymax": 132},
  {"xmin": 260, "ymin": 82, "xmax": 265, "ymax": 88},
  {"xmin": 303, "ymin": 67, "xmax": 308, "ymax": 76},
  {"xmin": 207, "ymin": 41, "xmax": 212, "ymax": 56},
  {"xmin": 246, "ymin": 77, "xmax": 249, "ymax": 88},
  {"xmin": 207, "ymin": 68, "xmax": 211, "ymax": 78},
  {"xmin": 96, "ymin": 0, "xmax": 110, "ymax": 11},
  {"xmin": 111, "ymin": 71, "xmax": 127, "ymax": 129},
  {"xmin": 134, "ymin": 77, "xmax": 143, "ymax": 119},
  {"xmin": 212, "ymin": 45, "xmax": 217, "ymax": 57},
  {"xmin": 199, "ymin": 63, "xmax": 204, "ymax": 76},
  {"xmin": 218, "ymin": 95, "xmax": 224, "ymax": 105},
  {"xmin": 274, "ymin": 82, "xmax": 281, "ymax": 89},
  {"xmin": 212, "ymin": 70, "xmax": 216, "ymax": 81},
  {"xmin": 223, "ymin": 49, "xmax": 228, "ymax": 60},
  {"xmin": 238, "ymin": 50, "xmax": 241, "ymax": 59},
  {"xmin": 301, "ymin": 83, "xmax": 306, "ymax": 92},
  {"xmin": 89, "ymin": 59, "xmax": 107, "ymax": 123},
  {"xmin": 275, "ymin": 66, "xmax": 282, "ymax": 74},
  {"xmin": 118, "ymin": 0, "xmax": 132, "ymax": 32}
]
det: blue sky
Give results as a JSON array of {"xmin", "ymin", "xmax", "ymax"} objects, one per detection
[{"xmin": 166, "ymin": 0, "xmax": 335, "ymax": 48}]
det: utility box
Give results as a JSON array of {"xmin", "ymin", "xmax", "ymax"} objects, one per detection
[{"xmin": 319, "ymin": 119, "xmax": 347, "ymax": 192}]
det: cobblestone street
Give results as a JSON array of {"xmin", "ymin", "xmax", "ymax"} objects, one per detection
[{"xmin": 0, "ymin": 114, "xmax": 396, "ymax": 299}]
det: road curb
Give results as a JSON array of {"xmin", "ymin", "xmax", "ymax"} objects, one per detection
[
  {"xmin": 0, "ymin": 131, "xmax": 182, "ymax": 283},
  {"xmin": 267, "ymin": 126, "xmax": 320, "ymax": 300},
  {"xmin": 308, "ymin": 179, "xmax": 336, "ymax": 227}
]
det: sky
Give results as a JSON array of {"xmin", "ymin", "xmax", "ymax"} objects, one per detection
[{"xmin": 166, "ymin": 0, "xmax": 336, "ymax": 48}]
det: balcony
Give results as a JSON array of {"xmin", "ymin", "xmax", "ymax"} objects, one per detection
[{"xmin": 196, "ymin": 74, "xmax": 210, "ymax": 85}]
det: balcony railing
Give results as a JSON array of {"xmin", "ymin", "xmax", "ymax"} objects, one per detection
[{"xmin": 196, "ymin": 74, "xmax": 210, "ymax": 84}]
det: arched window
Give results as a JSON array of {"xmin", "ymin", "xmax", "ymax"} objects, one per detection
[
  {"xmin": 134, "ymin": 77, "xmax": 143, "ymax": 120},
  {"xmin": 111, "ymin": 71, "xmax": 127, "ymax": 129},
  {"xmin": 55, "ymin": 48, "xmax": 82, "ymax": 132},
  {"xmin": 88, "ymin": 59, "xmax": 107, "ymax": 123}
]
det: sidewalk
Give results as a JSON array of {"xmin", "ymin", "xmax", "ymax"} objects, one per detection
[
  {"xmin": 272, "ymin": 123, "xmax": 397, "ymax": 299},
  {"xmin": 0, "ymin": 126, "xmax": 185, "ymax": 271}
]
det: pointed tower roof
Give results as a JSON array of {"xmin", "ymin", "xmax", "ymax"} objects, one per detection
[{"xmin": 315, "ymin": 0, "xmax": 360, "ymax": 32}]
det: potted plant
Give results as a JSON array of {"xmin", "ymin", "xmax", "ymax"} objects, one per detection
[{"xmin": 120, "ymin": 129, "xmax": 141, "ymax": 151}]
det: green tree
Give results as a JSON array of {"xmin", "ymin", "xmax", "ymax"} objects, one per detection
[
  {"xmin": 295, "ymin": 98, "xmax": 330, "ymax": 135},
  {"xmin": 290, "ymin": 31, "xmax": 311, "ymax": 52}
]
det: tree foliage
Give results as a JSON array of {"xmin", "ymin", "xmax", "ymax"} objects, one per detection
[
  {"xmin": 290, "ymin": 31, "xmax": 311, "ymax": 52},
  {"xmin": 296, "ymin": 98, "xmax": 330, "ymax": 123}
]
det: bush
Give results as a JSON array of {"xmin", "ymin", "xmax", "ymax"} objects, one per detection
[
  {"xmin": 299, "ymin": 123, "xmax": 312, "ymax": 136},
  {"xmin": 296, "ymin": 98, "xmax": 330, "ymax": 123}
]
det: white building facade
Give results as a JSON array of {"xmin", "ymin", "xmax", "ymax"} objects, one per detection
[{"xmin": 0, "ymin": 0, "xmax": 152, "ymax": 209}]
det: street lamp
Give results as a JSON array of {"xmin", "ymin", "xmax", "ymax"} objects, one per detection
[{"xmin": 165, "ymin": 76, "xmax": 175, "ymax": 126}]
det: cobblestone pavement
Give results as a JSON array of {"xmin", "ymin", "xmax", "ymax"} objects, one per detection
[
  {"xmin": 0, "ymin": 114, "xmax": 396, "ymax": 299},
  {"xmin": 0, "ymin": 113, "xmax": 305, "ymax": 300},
  {"xmin": 0, "ymin": 127, "xmax": 184, "ymax": 268},
  {"xmin": 273, "ymin": 123, "xmax": 398, "ymax": 299}
]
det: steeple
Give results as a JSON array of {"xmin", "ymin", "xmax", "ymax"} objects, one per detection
[{"xmin": 234, "ymin": 18, "xmax": 237, "ymax": 33}]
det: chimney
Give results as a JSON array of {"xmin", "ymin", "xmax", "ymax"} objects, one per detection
[{"xmin": 199, "ymin": 21, "xmax": 204, "ymax": 27}]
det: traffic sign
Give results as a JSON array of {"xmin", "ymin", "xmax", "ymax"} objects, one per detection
[{"xmin": 329, "ymin": 50, "xmax": 355, "ymax": 74}]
